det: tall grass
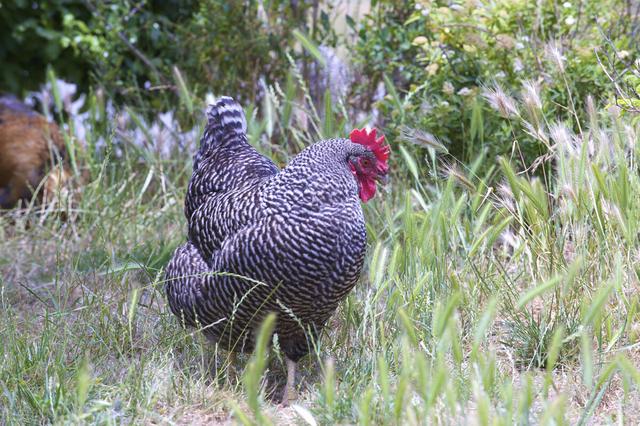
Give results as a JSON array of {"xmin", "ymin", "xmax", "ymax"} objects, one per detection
[{"xmin": 1, "ymin": 68, "xmax": 639, "ymax": 424}]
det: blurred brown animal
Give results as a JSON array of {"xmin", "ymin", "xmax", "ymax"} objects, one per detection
[{"xmin": 0, "ymin": 96, "xmax": 70, "ymax": 209}]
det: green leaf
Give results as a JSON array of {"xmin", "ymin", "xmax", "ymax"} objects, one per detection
[
  {"xmin": 346, "ymin": 15, "xmax": 356, "ymax": 30},
  {"xmin": 383, "ymin": 73, "xmax": 404, "ymax": 122},
  {"xmin": 293, "ymin": 29, "xmax": 326, "ymax": 67},
  {"xmin": 517, "ymin": 275, "xmax": 562, "ymax": 310},
  {"xmin": 399, "ymin": 145, "xmax": 419, "ymax": 181},
  {"xmin": 582, "ymin": 282, "xmax": 614, "ymax": 326},
  {"xmin": 173, "ymin": 66, "xmax": 193, "ymax": 114},
  {"xmin": 322, "ymin": 89, "xmax": 333, "ymax": 138},
  {"xmin": 546, "ymin": 326, "xmax": 565, "ymax": 372},
  {"xmin": 470, "ymin": 99, "xmax": 484, "ymax": 144}
]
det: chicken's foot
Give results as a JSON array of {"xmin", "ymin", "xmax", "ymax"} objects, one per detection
[{"xmin": 281, "ymin": 357, "xmax": 297, "ymax": 406}]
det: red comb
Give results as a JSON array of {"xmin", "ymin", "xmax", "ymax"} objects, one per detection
[{"xmin": 349, "ymin": 128, "xmax": 390, "ymax": 165}]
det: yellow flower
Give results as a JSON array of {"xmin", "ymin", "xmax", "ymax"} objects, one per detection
[
  {"xmin": 496, "ymin": 34, "xmax": 515, "ymax": 50},
  {"xmin": 575, "ymin": 46, "xmax": 592, "ymax": 58},
  {"xmin": 426, "ymin": 63, "xmax": 439, "ymax": 75},
  {"xmin": 443, "ymin": 81, "xmax": 454, "ymax": 95},
  {"xmin": 617, "ymin": 50, "xmax": 630, "ymax": 60},
  {"xmin": 412, "ymin": 36, "xmax": 429, "ymax": 46},
  {"xmin": 466, "ymin": 33, "xmax": 487, "ymax": 49},
  {"xmin": 463, "ymin": 44, "xmax": 477, "ymax": 53}
]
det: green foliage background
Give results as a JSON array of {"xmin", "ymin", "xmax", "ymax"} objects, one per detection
[
  {"xmin": 0, "ymin": 0, "xmax": 93, "ymax": 93},
  {"xmin": 353, "ymin": 0, "xmax": 638, "ymax": 168},
  {"xmin": 1, "ymin": 0, "xmax": 315, "ymax": 106},
  {"xmin": 2, "ymin": 0, "xmax": 637, "ymax": 169}
]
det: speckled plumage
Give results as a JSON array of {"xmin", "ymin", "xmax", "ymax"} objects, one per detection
[{"xmin": 165, "ymin": 97, "xmax": 373, "ymax": 362}]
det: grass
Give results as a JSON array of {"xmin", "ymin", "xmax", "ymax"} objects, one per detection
[{"xmin": 1, "ymin": 71, "xmax": 639, "ymax": 425}]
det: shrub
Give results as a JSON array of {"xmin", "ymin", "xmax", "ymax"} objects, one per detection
[
  {"xmin": 1, "ymin": 0, "xmax": 316, "ymax": 107},
  {"xmin": 351, "ymin": 0, "xmax": 639, "ymax": 170},
  {"xmin": 0, "ymin": 0, "xmax": 93, "ymax": 94}
]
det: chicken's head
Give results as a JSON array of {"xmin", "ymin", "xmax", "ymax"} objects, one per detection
[{"xmin": 348, "ymin": 128, "xmax": 390, "ymax": 202}]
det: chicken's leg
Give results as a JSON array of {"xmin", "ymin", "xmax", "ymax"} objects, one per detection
[
  {"xmin": 225, "ymin": 351, "xmax": 237, "ymax": 384},
  {"xmin": 281, "ymin": 357, "xmax": 297, "ymax": 406}
]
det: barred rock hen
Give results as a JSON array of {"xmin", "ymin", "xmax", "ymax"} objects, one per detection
[
  {"xmin": 0, "ymin": 95, "xmax": 69, "ymax": 209},
  {"xmin": 165, "ymin": 97, "xmax": 389, "ymax": 403}
]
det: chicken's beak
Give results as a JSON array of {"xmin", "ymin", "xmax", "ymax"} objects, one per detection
[{"xmin": 376, "ymin": 171, "xmax": 389, "ymax": 185}]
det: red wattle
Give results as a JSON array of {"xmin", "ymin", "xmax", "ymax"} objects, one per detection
[{"xmin": 359, "ymin": 177, "xmax": 376, "ymax": 202}]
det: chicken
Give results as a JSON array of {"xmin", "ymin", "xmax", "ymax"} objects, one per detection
[
  {"xmin": 164, "ymin": 96, "xmax": 389, "ymax": 404},
  {"xmin": 0, "ymin": 96, "xmax": 69, "ymax": 209}
]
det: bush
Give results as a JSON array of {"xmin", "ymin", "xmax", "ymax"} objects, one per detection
[
  {"xmin": 352, "ymin": 0, "xmax": 639, "ymax": 169},
  {"xmin": 0, "ymin": 0, "xmax": 93, "ymax": 94},
  {"xmin": 1, "ymin": 0, "xmax": 316, "ymax": 107}
]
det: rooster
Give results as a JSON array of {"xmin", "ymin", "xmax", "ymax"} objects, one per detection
[
  {"xmin": 0, "ymin": 96, "xmax": 69, "ymax": 209},
  {"xmin": 165, "ymin": 97, "xmax": 389, "ymax": 404}
]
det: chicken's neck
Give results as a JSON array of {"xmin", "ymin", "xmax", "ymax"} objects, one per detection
[{"xmin": 262, "ymin": 143, "xmax": 360, "ymax": 211}]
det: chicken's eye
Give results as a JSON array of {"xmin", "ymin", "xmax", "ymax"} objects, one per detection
[{"xmin": 361, "ymin": 158, "xmax": 371, "ymax": 167}]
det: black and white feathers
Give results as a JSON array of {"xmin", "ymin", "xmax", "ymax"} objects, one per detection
[{"xmin": 165, "ymin": 96, "xmax": 369, "ymax": 361}]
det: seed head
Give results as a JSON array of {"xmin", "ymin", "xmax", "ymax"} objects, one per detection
[
  {"xmin": 521, "ymin": 80, "xmax": 542, "ymax": 112},
  {"xmin": 483, "ymin": 85, "xmax": 519, "ymax": 118},
  {"xmin": 545, "ymin": 42, "xmax": 566, "ymax": 73}
]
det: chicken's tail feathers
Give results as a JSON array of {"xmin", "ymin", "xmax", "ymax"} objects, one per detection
[
  {"xmin": 206, "ymin": 96, "xmax": 247, "ymax": 136},
  {"xmin": 195, "ymin": 96, "xmax": 247, "ymax": 168}
]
